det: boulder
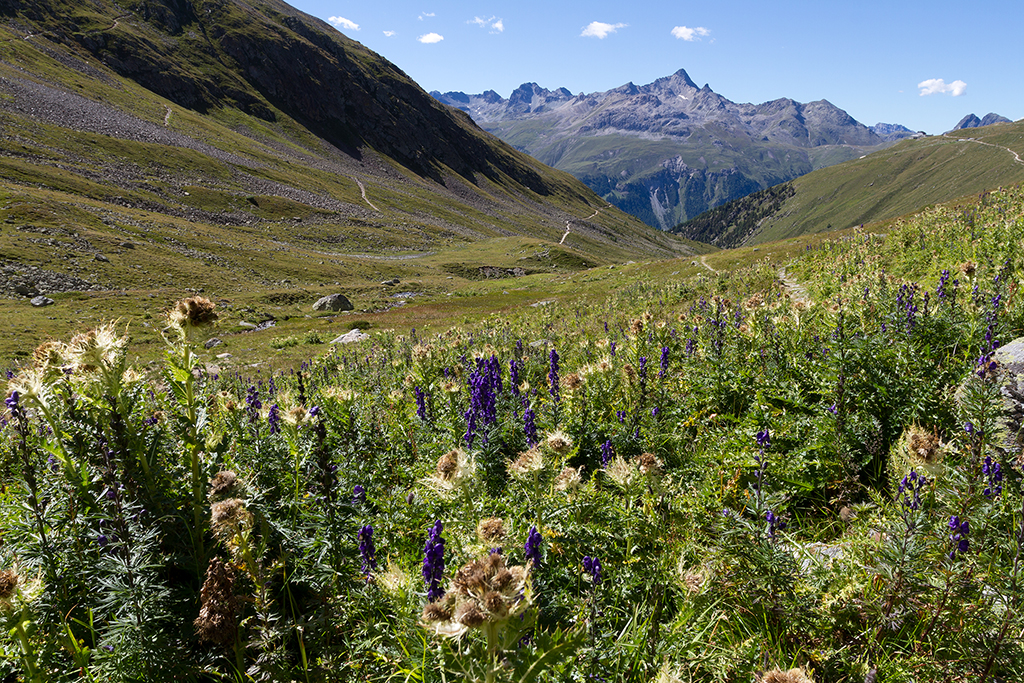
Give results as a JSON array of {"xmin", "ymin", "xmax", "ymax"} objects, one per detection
[
  {"xmin": 993, "ymin": 337, "xmax": 1024, "ymax": 457},
  {"xmin": 30, "ymin": 295, "xmax": 54, "ymax": 307},
  {"xmin": 330, "ymin": 329, "xmax": 369, "ymax": 344},
  {"xmin": 313, "ymin": 293, "xmax": 353, "ymax": 312}
]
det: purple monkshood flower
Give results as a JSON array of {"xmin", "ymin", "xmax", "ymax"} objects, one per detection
[
  {"xmin": 524, "ymin": 526, "xmax": 542, "ymax": 567},
  {"xmin": 755, "ymin": 428, "xmax": 771, "ymax": 451},
  {"xmin": 4, "ymin": 390, "xmax": 18, "ymax": 412},
  {"xmin": 414, "ymin": 386, "xmax": 428, "ymax": 421},
  {"xmin": 358, "ymin": 525, "xmax": 377, "ymax": 575},
  {"xmin": 765, "ymin": 510, "xmax": 787, "ymax": 538},
  {"xmin": 523, "ymin": 407, "xmax": 538, "ymax": 447},
  {"xmin": 423, "ymin": 520, "xmax": 446, "ymax": 601},
  {"xmin": 610, "ymin": 341, "xmax": 616, "ymax": 357},
  {"xmin": 582, "ymin": 555, "xmax": 602, "ymax": 585},
  {"xmin": 267, "ymin": 404, "xmax": 281, "ymax": 434},
  {"xmin": 658, "ymin": 346, "xmax": 670, "ymax": 378},
  {"xmin": 352, "ymin": 484, "xmax": 366, "ymax": 505},
  {"xmin": 982, "ymin": 455, "xmax": 1003, "ymax": 498},
  {"xmin": 600, "ymin": 440, "xmax": 613, "ymax": 467},
  {"xmin": 948, "ymin": 516, "xmax": 970, "ymax": 560},
  {"xmin": 308, "ymin": 405, "xmax": 321, "ymax": 418},
  {"xmin": 465, "ymin": 356, "xmax": 502, "ymax": 448}
]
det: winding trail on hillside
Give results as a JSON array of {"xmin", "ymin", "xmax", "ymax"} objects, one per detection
[
  {"xmin": 560, "ymin": 203, "xmax": 612, "ymax": 244},
  {"xmin": 163, "ymin": 106, "xmax": 172, "ymax": 126},
  {"xmin": 699, "ymin": 255, "xmax": 718, "ymax": 273},
  {"xmin": 943, "ymin": 134, "xmax": 1024, "ymax": 166},
  {"xmin": 352, "ymin": 177, "xmax": 381, "ymax": 212}
]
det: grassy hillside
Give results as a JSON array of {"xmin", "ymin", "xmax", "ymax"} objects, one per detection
[
  {"xmin": 0, "ymin": 7, "xmax": 696, "ymax": 362},
  {"xmin": 674, "ymin": 120, "xmax": 1024, "ymax": 247}
]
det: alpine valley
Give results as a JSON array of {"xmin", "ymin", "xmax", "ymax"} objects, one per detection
[{"xmin": 432, "ymin": 71, "xmax": 921, "ymax": 230}]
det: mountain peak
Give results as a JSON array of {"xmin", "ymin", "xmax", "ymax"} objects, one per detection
[{"xmin": 951, "ymin": 112, "xmax": 1011, "ymax": 131}]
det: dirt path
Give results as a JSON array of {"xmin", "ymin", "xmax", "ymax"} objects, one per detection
[
  {"xmin": 943, "ymin": 134, "xmax": 1024, "ymax": 166},
  {"xmin": 560, "ymin": 203, "xmax": 611, "ymax": 245},
  {"xmin": 699, "ymin": 255, "xmax": 718, "ymax": 273},
  {"xmin": 352, "ymin": 177, "xmax": 381, "ymax": 212},
  {"xmin": 163, "ymin": 106, "xmax": 172, "ymax": 126}
]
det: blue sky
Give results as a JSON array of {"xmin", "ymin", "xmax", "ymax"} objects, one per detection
[{"xmin": 292, "ymin": 0, "xmax": 1022, "ymax": 135}]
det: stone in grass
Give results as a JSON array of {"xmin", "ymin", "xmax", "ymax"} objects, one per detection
[
  {"xmin": 313, "ymin": 293, "xmax": 353, "ymax": 312},
  {"xmin": 30, "ymin": 295, "xmax": 54, "ymax": 307},
  {"xmin": 330, "ymin": 329, "xmax": 369, "ymax": 344},
  {"xmin": 204, "ymin": 338, "xmax": 223, "ymax": 349}
]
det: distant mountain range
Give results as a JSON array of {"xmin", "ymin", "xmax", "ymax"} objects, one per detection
[{"xmin": 433, "ymin": 70, "xmax": 921, "ymax": 229}]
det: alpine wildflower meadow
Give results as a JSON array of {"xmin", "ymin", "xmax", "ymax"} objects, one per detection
[{"xmin": 2, "ymin": 187, "xmax": 1024, "ymax": 681}]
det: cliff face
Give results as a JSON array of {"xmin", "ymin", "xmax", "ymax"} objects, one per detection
[{"xmin": 0, "ymin": 0, "xmax": 551, "ymax": 188}]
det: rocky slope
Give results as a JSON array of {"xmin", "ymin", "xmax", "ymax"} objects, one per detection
[{"xmin": 433, "ymin": 70, "xmax": 901, "ymax": 229}]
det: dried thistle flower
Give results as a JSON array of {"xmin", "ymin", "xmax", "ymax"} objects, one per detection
[
  {"xmin": 606, "ymin": 455, "xmax": 636, "ymax": 488},
  {"xmin": 554, "ymin": 466, "xmax": 582, "ymax": 492},
  {"xmin": 476, "ymin": 517, "xmax": 506, "ymax": 544},
  {"xmin": 194, "ymin": 558, "xmax": 239, "ymax": 646},
  {"xmin": 422, "ymin": 552, "xmax": 533, "ymax": 640},
  {"xmin": 424, "ymin": 449, "xmax": 476, "ymax": 496},
  {"xmin": 210, "ymin": 498, "xmax": 252, "ymax": 544},
  {"xmin": 66, "ymin": 323, "xmax": 127, "ymax": 373},
  {"xmin": 509, "ymin": 447, "xmax": 544, "ymax": 479},
  {"xmin": 436, "ymin": 451, "xmax": 459, "ymax": 480},
  {"xmin": 208, "ymin": 471, "xmax": 238, "ymax": 500},
  {"xmin": 454, "ymin": 601, "xmax": 486, "ymax": 628},
  {"xmin": 543, "ymin": 430, "xmax": 573, "ymax": 456},
  {"xmin": 755, "ymin": 667, "xmax": 815, "ymax": 683},
  {"xmin": 562, "ymin": 372, "xmax": 582, "ymax": 392},
  {"xmin": 0, "ymin": 569, "xmax": 17, "ymax": 601},
  {"xmin": 167, "ymin": 296, "xmax": 218, "ymax": 336},
  {"xmin": 421, "ymin": 601, "xmax": 452, "ymax": 623},
  {"xmin": 637, "ymin": 452, "xmax": 663, "ymax": 477}
]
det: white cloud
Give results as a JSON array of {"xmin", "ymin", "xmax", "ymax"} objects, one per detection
[
  {"xmin": 918, "ymin": 78, "xmax": 967, "ymax": 97},
  {"xmin": 580, "ymin": 21, "xmax": 627, "ymax": 39},
  {"xmin": 671, "ymin": 25, "xmax": 709, "ymax": 41},
  {"xmin": 418, "ymin": 32, "xmax": 444, "ymax": 44},
  {"xmin": 328, "ymin": 16, "xmax": 359, "ymax": 31},
  {"xmin": 469, "ymin": 16, "xmax": 503, "ymax": 33},
  {"xmin": 418, "ymin": 12, "xmax": 435, "ymax": 20},
  {"xmin": 382, "ymin": 30, "xmax": 396, "ymax": 37}
]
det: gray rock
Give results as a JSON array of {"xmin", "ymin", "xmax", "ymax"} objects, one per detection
[
  {"xmin": 313, "ymin": 293, "xmax": 353, "ymax": 312},
  {"xmin": 330, "ymin": 329, "xmax": 369, "ymax": 344},
  {"xmin": 12, "ymin": 281, "xmax": 39, "ymax": 296},
  {"xmin": 94, "ymin": 254, "xmax": 110, "ymax": 262},
  {"xmin": 120, "ymin": 242, "xmax": 135, "ymax": 249},
  {"xmin": 30, "ymin": 295, "xmax": 54, "ymax": 307},
  {"xmin": 204, "ymin": 337, "xmax": 223, "ymax": 349},
  {"xmin": 993, "ymin": 337, "xmax": 1024, "ymax": 457}
]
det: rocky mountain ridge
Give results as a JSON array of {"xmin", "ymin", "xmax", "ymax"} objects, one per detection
[
  {"xmin": 432, "ymin": 70, "xmax": 911, "ymax": 229},
  {"xmin": 950, "ymin": 113, "xmax": 1013, "ymax": 131}
]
